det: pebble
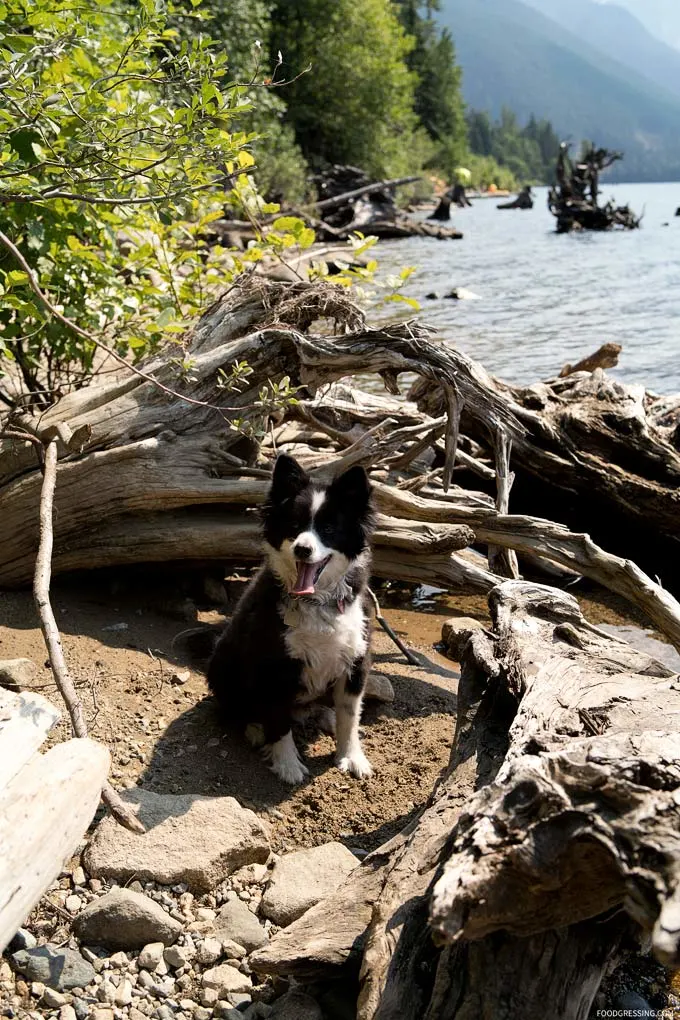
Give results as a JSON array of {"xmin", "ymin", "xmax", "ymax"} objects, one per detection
[
  {"xmin": 200, "ymin": 989, "xmax": 218, "ymax": 1007},
  {"xmin": 108, "ymin": 952, "xmax": 129, "ymax": 969},
  {"xmin": 59, "ymin": 1006, "xmax": 77, "ymax": 1020},
  {"xmin": 31, "ymin": 982, "xmax": 45, "ymax": 999},
  {"xmin": 138, "ymin": 944, "xmax": 165, "ymax": 971},
  {"xmin": 196, "ymin": 938, "xmax": 223, "ymax": 966},
  {"xmin": 97, "ymin": 981, "xmax": 116, "ymax": 1003},
  {"xmin": 72, "ymin": 867, "xmax": 87, "ymax": 887},
  {"xmin": 163, "ymin": 945, "xmax": 193, "ymax": 970},
  {"xmin": 194, "ymin": 908, "xmax": 216, "ymax": 922},
  {"xmin": 65, "ymin": 895, "xmax": 82, "ymax": 913},
  {"xmin": 220, "ymin": 940, "xmax": 246, "ymax": 960},
  {"xmin": 41, "ymin": 988, "xmax": 68, "ymax": 1008},
  {"xmin": 202, "ymin": 964, "xmax": 252, "ymax": 996},
  {"xmin": 92, "ymin": 1009, "xmax": 114, "ymax": 1020},
  {"xmin": 137, "ymin": 972, "xmax": 155, "ymax": 991},
  {"xmin": 115, "ymin": 979, "xmax": 133, "ymax": 1006}
]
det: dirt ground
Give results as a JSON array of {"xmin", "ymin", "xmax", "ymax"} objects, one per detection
[{"xmin": 0, "ymin": 565, "xmax": 656, "ymax": 858}]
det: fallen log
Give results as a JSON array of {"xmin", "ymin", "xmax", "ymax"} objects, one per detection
[
  {"xmin": 409, "ymin": 357, "xmax": 680, "ymax": 586},
  {"xmin": 251, "ymin": 580, "xmax": 680, "ymax": 1019}
]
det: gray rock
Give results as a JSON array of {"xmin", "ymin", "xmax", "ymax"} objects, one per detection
[
  {"xmin": 243, "ymin": 1005, "xmax": 273, "ymax": 1020},
  {"xmin": 0, "ymin": 658, "xmax": 38, "ymax": 690},
  {"xmin": 11, "ymin": 947, "xmax": 95, "ymax": 991},
  {"xmin": 74, "ymin": 889, "xmax": 182, "ymax": 949},
  {"xmin": 84, "ymin": 790, "xmax": 270, "ymax": 892},
  {"xmin": 441, "ymin": 617, "xmax": 485, "ymax": 660},
  {"xmin": 213, "ymin": 900, "xmax": 268, "ymax": 953},
  {"xmin": 201, "ymin": 965, "xmax": 251, "ymax": 996},
  {"xmin": 260, "ymin": 842, "xmax": 358, "ymax": 926},
  {"xmin": 363, "ymin": 674, "xmax": 395, "ymax": 703},
  {"xmin": 71, "ymin": 998, "xmax": 91, "ymax": 1020},
  {"xmin": 7, "ymin": 928, "xmax": 37, "ymax": 953},
  {"xmin": 270, "ymin": 992, "xmax": 322, "ymax": 1020},
  {"xmin": 613, "ymin": 991, "xmax": 652, "ymax": 1011}
]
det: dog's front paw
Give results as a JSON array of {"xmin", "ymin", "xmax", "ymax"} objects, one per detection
[
  {"xmin": 271, "ymin": 757, "xmax": 310, "ymax": 785},
  {"xmin": 337, "ymin": 750, "xmax": 373, "ymax": 779}
]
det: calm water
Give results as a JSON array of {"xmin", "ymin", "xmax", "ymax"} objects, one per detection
[{"xmin": 379, "ymin": 182, "xmax": 680, "ymax": 394}]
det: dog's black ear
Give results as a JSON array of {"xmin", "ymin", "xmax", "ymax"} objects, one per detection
[
  {"xmin": 330, "ymin": 464, "xmax": 371, "ymax": 508},
  {"xmin": 269, "ymin": 454, "xmax": 310, "ymax": 502}
]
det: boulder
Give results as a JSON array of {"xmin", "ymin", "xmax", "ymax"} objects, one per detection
[
  {"xmin": 74, "ymin": 888, "xmax": 182, "ymax": 949},
  {"xmin": 11, "ymin": 947, "xmax": 95, "ymax": 991},
  {"xmin": 213, "ymin": 899, "xmax": 268, "ymax": 953},
  {"xmin": 260, "ymin": 842, "xmax": 358, "ymax": 927},
  {"xmin": 84, "ymin": 789, "xmax": 270, "ymax": 892},
  {"xmin": 0, "ymin": 658, "xmax": 38, "ymax": 690}
]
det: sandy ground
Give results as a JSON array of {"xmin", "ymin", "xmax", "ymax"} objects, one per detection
[
  {"xmin": 0, "ymin": 569, "xmax": 467, "ymax": 855},
  {"xmin": 0, "ymin": 566, "xmax": 658, "ymax": 855}
]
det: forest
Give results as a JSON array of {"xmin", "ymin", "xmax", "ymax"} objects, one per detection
[{"xmin": 193, "ymin": 0, "xmax": 562, "ymax": 199}]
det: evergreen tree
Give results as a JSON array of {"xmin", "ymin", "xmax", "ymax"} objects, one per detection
[{"xmin": 269, "ymin": 0, "xmax": 421, "ymax": 179}]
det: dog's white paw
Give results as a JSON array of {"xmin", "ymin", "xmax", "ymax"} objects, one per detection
[
  {"xmin": 270, "ymin": 757, "xmax": 310, "ymax": 785},
  {"xmin": 337, "ymin": 750, "xmax": 373, "ymax": 779}
]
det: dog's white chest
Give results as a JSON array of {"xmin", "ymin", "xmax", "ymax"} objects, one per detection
[{"xmin": 283, "ymin": 598, "xmax": 368, "ymax": 699}]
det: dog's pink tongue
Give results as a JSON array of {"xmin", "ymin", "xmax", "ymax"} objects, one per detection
[{"xmin": 291, "ymin": 561, "xmax": 316, "ymax": 596}]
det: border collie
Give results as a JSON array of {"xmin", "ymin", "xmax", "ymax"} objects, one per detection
[{"xmin": 207, "ymin": 454, "xmax": 375, "ymax": 784}]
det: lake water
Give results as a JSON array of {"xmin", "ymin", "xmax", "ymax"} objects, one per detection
[{"xmin": 378, "ymin": 181, "xmax": 680, "ymax": 394}]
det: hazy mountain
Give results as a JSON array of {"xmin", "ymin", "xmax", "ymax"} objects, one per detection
[
  {"xmin": 604, "ymin": 0, "xmax": 680, "ymax": 52},
  {"xmin": 522, "ymin": 0, "xmax": 680, "ymax": 97},
  {"xmin": 437, "ymin": 0, "xmax": 680, "ymax": 180}
]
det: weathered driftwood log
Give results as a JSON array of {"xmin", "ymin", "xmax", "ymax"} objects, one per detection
[
  {"xmin": 409, "ymin": 359, "xmax": 680, "ymax": 584},
  {"xmin": 251, "ymin": 580, "xmax": 680, "ymax": 1019},
  {"xmin": 0, "ymin": 687, "xmax": 110, "ymax": 951}
]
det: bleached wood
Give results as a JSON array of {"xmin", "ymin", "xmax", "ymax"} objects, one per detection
[
  {"xmin": 0, "ymin": 738, "xmax": 110, "ymax": 953},
  {"xmin": 0, "ymin": 687, "xmax": 60, "ymax": 790}
]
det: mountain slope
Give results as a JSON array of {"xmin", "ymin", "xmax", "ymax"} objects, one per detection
[
  {"xmin": 437, "ymin": 0, "xmax": 680, "ymax": 180},
  {"xmin": 606, "ymin": 0, "xmax": 680, "ymax": 52},
  {"xmin": 522, "ymin": 0, "xmax": 680, "ymax": 99}
]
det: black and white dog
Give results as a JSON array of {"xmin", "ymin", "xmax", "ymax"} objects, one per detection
[{"xmin": 207, "ymin": 454, "xmax": 375, "ymax": 784}]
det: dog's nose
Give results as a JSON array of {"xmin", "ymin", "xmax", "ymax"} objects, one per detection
[{"xmin": 293, "ymin": 542, "xmax": 313, "ymax": 560}]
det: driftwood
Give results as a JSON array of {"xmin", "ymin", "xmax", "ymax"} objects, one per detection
[
  {"xmin": 251, "ymin": 580, "xmax": 680, "ymax": 1019},
  {"xmin": 560, "ymin": 341, "xmax": 622, "ymax": 376},
  {"xmin": 0, "ymin": 686, "xmax": 110, "ymax": 951},
  {"xmin": 497, "ymin": 185, "xmax": 533, "ymax": 210},
  {"xmin": 548, "ymin": 142, "xmax": 639, "ymax": 232},
  {"xmin": 409, "ymin": 357, "xmax": 680, "ymax": 586},
  {"xmin": 305, "ymin": 165, "xmax": 462, "ymax": 241}
]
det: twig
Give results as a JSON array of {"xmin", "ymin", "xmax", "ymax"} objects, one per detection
[
  {"xmin": 33, "ymin": 438, "xmax": 144, "ymax": 833},
  {"xmin": 367, "ymin": 587, "xmax": 420, "ymax": 667},
  {"xmin": 0, "ymin": 168, "xmax": 253, "ymax": 206}
]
